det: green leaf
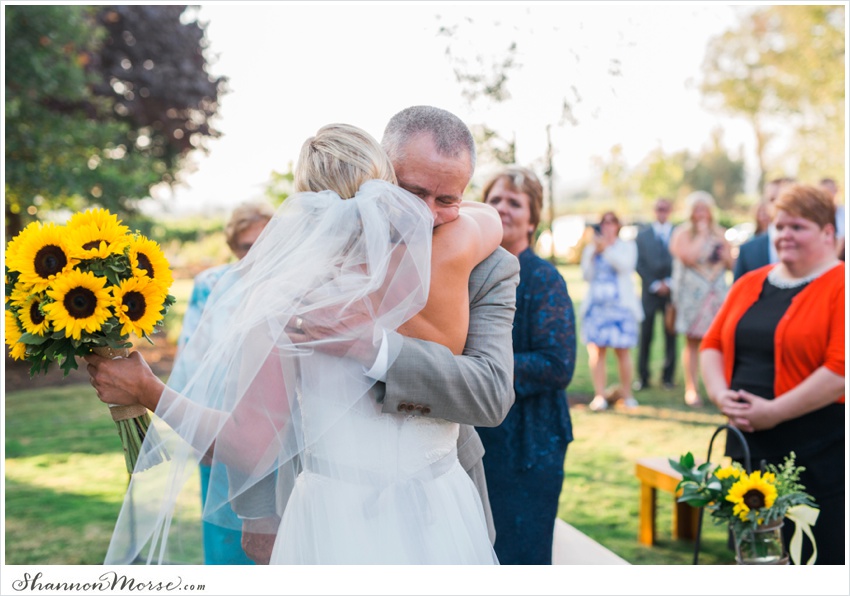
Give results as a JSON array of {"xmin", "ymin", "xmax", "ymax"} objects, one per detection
[
  {"xmin": 17, "ymin": 332, "xmax": 49, "ymax": 346},
  {"xmin": 60, "ymin": 355, "xmax": 80, "ymax": 376},
  {"xmin": 44, "ymin": 338, "xmax": 70, "ymax": 360}
]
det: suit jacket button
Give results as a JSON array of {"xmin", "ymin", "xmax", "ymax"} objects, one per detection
[
  {"xmin": 405, "ymin": 403, "xmax": 416, "ymax": 412},
  {"xmin": 421, "ymin": 406, "xmax": 431, "ymax": 415},
  {"xmin": 397, "ymin": 402, "xmax": 407, "ymax": 412}
]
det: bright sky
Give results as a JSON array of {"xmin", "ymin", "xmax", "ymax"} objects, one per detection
[{"xmin": 153, "ymin": 2, "xmax": 754, "ymax": 216}]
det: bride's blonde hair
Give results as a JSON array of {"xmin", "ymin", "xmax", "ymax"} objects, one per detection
[{"xmin": 295, "ymin": 123, "xmax": 397, "ymax": 199}]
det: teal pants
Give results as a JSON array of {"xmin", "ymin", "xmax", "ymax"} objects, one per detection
[{"xmin": 199, "ymin": 463, "xmax": 254, "ymax": 565}]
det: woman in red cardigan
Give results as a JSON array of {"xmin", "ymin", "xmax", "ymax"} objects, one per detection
[{"xmin": 700, "ymin": 183, "xmax": 845, "ymax": 564}]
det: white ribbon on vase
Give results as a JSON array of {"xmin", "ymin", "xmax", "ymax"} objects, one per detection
[{"xmin": 785, "ymin": 504, "xmax": 819, "ymax": 565}]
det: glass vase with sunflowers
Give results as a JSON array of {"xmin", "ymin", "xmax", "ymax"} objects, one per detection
[{"xmin": 670, "ymin": 451, "xmax": 818, "ymax": 565}]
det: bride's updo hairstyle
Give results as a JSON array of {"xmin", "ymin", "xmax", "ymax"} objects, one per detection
[{"xmin": 294, "ymin": 123, "xmax": 397, "ymax": 199}]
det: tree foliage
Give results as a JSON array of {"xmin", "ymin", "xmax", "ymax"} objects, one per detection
[
  {"xmin": 5, "ymin": 5, "xmax": 227, "ymax": 236},
  {"xmin": 609, "ymin": 130, "xmax": 745, "ymax": 215},
  {"xmin": 438, "ymin": 20, "xmax": 520, "ymax": 173},
  {"xmin": 264, "ymin": 163, "xmax": 296, "ymax": 207},
  {"xmin": 636, "ymin": 147, "xmax": 686, "ymax": 205},
  {"xmin": 701, "ymin": 5, "xmax": 844, "ymax": 190},
  {"xmin": 592, "ymin": 144, "xmax": 634, "ymax": 214},
  {"xmin": 680, "ymin": 132, "xmax": 746, "ymax": 211}
]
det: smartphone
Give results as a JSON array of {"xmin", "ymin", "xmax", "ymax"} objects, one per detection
[{"xmin": 708, "ymin": 242, "xmax": 722, "ymax": 263}]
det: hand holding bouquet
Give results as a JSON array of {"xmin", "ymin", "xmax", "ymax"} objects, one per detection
[{"xmin": 5, "ymin": 208, "xmax": 175, "ymax": 473}]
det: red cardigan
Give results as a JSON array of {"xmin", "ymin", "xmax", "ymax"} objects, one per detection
[{"xmin": 700, "ymin": 263, "xmax": 845, "ymax": 403}]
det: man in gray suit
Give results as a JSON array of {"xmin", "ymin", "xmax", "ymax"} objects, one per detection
[
  {"xmin": 634, "ymin": 197, "xmax": 676, "ymax": 391},
  {"xmin": 376, "ymin": 106, "xmax": 519, "ymax": 544}
]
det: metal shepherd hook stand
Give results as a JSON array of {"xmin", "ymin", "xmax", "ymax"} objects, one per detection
[{"xmin": 691, "ymin": 424, "xmax": 754, "ymax": 565}]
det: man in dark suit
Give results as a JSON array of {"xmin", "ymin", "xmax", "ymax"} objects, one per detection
[
  {"xmin": 733, "ymin": 232, "xmax": 771, "ymax": 281},
  {"xmin": 733, "ymin": 177, "xmax": 793, "ymax": 281},
  {"xmin": 634, "ymin": 197, "xmax": 676, "ymax": 391}
]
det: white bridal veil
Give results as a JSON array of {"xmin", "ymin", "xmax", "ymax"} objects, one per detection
[{"xmin": 105, "ymin": 180, "xmax": 435, "ymax": 564}]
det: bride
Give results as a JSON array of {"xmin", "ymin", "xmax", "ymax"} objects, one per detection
[{"xmin": 89, "ymin": 123, "xmax": 502, "ymax": 565}]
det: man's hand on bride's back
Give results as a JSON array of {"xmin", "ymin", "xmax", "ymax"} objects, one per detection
[{"xmin": 84, "ymin": 351, "xmax": 165, "ymax": 411}]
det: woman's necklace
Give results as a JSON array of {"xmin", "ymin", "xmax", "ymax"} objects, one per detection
[{"xmin": 767, "ymin": 260, "xmax": 840, "ymax": 289}]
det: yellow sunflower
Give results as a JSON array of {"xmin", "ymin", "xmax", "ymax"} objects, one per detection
[
  {"xmin": 15, "ymin": 293, "xmax": 51, "ymax": 336},
  {"xmin": 4, "ymin": 273, "xmax": 23, "ymax": 304},
  {"xmin": 5, "ymin": 310, "xmax": 27, "ymax": 360},
  {"xmin": 715, "ymin": 466, "xmax": 743, "ymax": 481},
  {"xmin": 727, "ymin": 471, "xmax": 778, "ymax": 521},
  {"xmin": 68, "ymin": 221, "xmax": 131, "ymax": 260},
  {"xmin": 128, "ymin": 235, "xmax": 174, "ymax": 290},
  {"xmin": 9, "ymin": 283, "xmax": 34, "ymax": 308},
  {"xmin": 5, "ymin": 222, "xmax": 76, "ymax": 292},
  {"xmin": 43, "ymin": 270, "xmax": 112, "ymax": 340},
  {"xmin": 66, "ymin": 208, "xmax": 130, "ymax": 234},
  {"xmin": 112, "ymin": 276, "xmax": 166, "ymax": 337}
]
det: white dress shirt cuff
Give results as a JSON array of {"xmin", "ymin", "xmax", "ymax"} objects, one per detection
[{"xmin": 364, "ymin": 330, "xmax": 389, "ymax": 382}]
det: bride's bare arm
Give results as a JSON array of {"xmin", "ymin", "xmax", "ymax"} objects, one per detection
[
  {"xmin": 86, "ymin": 349, "xmax": 290, "ymax": 472},
  {"xmin": 398, "ymin": 202, "xmax": 502, "ymax": 355}
]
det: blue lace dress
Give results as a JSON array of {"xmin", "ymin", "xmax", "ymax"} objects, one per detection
[
  {"xmin": 477, "ymin": 248, "xmax": 576, "ymax": 564},
  {"xmin": 582, "ymin": 253, "xmax": 638, "ymax": 348}
]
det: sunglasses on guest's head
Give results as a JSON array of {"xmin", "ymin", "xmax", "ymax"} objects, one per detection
[{"xmin": 601, "ymin": 218, "xmax": 618, "ymax": 224}]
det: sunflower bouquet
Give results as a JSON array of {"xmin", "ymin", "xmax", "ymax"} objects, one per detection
[
  {"xmin": 671, "ymin": 451, "xmax": 818, "ymax": 564},
  {"xmin": 5, "ymin": 208, "xmax": 175, "ymax": 473}
]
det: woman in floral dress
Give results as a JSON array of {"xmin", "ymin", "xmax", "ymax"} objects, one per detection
[
  {"xmin": 670, "ymin": 191, "xmax": 733, "ymax": 407},
  {"xmin": 580, "ymin": 211, "xmax": 643, "ymax": 411}
]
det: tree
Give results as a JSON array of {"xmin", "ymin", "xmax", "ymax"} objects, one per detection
[
  {"xmin": 680, "ymin": 130, "xmax": 746, "ymax": 211},
  {"xmin": 635, "ymin": 146, "xmax": 686, "ymax": 204},
  {"xmin": 438, "ymin": 21, "xmax": 519, "ymax": 175},
  {"xmin": 437, "ymin": 10, "xmax": 626, "ymax": 262},
  {"xmin": 700, "ymin": 5, "xmax": 844, "ymax": 191},
  {"xmin": 5, "ymin": 5, "xmax": 227, "ymax": 236},
  {"xmin": 264, "ymin": 164, "xmax": 296, "ymax": 207},
  {"xmin": 592, "ymin": 144, "xmax": 636, "ymax": 214}
]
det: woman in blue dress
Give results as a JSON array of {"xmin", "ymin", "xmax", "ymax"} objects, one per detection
[
  {"xmin": 580, "ymin": 212, "xmax": 643, "ymax": 411},
  {"xmin": 172, "ymin": 200, "xmax": 274, "ymax": 564},
  {"xmin": 478, "ymin": 166, "xmax": 576, "ymax": 565}
]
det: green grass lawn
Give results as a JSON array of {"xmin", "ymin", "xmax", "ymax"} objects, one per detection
[{"xmin": 4, "ymin": 264, "xmax": 737, "ymax": 565}]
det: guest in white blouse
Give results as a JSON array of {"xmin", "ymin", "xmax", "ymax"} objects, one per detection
[{"xmin": 580, "ymin": 211, "xmax": 644, "ymax": 411}]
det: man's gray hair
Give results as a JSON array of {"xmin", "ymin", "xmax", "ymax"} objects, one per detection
[{"xmin": 381, "ymin": 106, "xmax": 476, "ymax": 173}]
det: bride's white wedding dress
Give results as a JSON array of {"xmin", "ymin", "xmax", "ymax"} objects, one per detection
[
  {"xmin": 103, "ymin": 181, "xmax": 497, "ymax": 565},
  {"xmin": 272, "ymin": 367, "xmax": 497, "ymax": 564}
]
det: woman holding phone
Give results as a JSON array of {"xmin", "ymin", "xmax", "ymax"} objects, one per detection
[{"xmin": 580, "ymin": 211, "xmax": 643, "ymax": 411}]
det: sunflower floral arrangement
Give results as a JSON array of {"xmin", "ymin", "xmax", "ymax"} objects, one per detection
[
  {"xmin": 671, "ymin": 451, "xmax": 818, "ymax": 564},
  {"xmin": 5, "ymin": 208, "xmax": 175, "ymax": 473}
]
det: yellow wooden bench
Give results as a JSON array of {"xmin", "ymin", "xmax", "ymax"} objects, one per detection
[{"xmin": 635, "ymin": 457, "xmax": 701, "ymax": 546}]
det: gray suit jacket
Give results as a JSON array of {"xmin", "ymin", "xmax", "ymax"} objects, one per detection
[{"xmin": 381, "ymin": 246, "xmax": 520, "ymax": 543}]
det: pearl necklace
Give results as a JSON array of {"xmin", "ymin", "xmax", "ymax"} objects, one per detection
[{"xmin": 767, "ymin": 262, "xmax": 839, "ymax": 289}]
